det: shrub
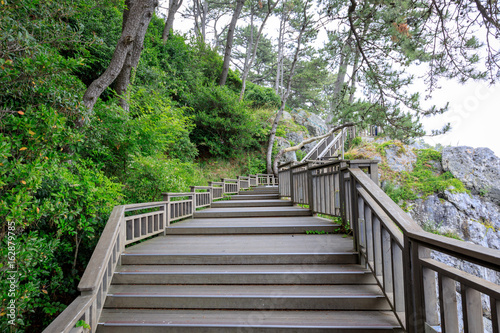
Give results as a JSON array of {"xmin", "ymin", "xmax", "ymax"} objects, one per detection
[
  {"xmin": 185, "ymin": 84, "xmax": 259, "ymax": 158},
  {"xmin": 124, "ymin": 155, "xmax": 198, "ymax": 204},
  {"xmin": 244, "ymin": 82, "xmax": 281, "ymax": 108}
]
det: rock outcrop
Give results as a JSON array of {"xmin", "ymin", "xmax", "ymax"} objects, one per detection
[
  {"xmin": 291, "ymin": 109, "xmax": 328, "ymax": 137},
  {"xmin": 442, "ymin": 146, "xmax": 500, "ymax": 204},
  {"xmin": 383, "ymin": 143, "xmax": 417, "ymax": 172}
]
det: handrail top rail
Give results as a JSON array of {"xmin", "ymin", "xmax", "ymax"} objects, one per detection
[
  {"xmin": 208, "ymin": 181, "xmax": 223, "ymax": 186},
  {"xmin": 221, "ymin": 178, "xmax": 238, "ymax": 182},
  {"xmin": 162, "ymin": 192, "xmax": 195, "ymax": 197},
  {"xmin": 308, "ymin": 159, "xmax": 346, "ymax": 171},
  {"xmin": 190, "ymin": 186, "xmax": 212, "ymax": 190},
  {"xmin": 349, "ymin": 159, "xmax": 380, "ymax": 165},
  {"xmin": 278, "ymin": 161, "xmax": 295, "ymax": 168},
  {"xmin": 409, "ymin": 230, "xmax": 500, "ymax": 270},
  {"xmin": 78, "ymin": 205, "xmax": 125, "ymax": 292},
  {"xmin": 124, "ymin": 201, "xmax": 167, "ymax": 212}
]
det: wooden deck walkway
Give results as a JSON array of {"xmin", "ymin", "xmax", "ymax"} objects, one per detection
[{"xmin": 96, "ymin": 186, "xmax": 402, "ymax": 332}]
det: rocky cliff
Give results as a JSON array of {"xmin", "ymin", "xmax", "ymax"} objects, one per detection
[{"xmin": 347, "ymin": 139, "xmax": 500, "ymax": 332}]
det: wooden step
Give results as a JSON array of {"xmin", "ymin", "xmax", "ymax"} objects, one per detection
[
  {"xmin": 211, "ymin": 199, "xmax": 292, "ymax": 208},
  {"xmin": 121, "ymin": 234, "xmax": 357, "ymax": 265},
  {"xmin": 121, "ymin": 252, "xmax": 357, "ymax": 265},
  {"xmin": 194, "ymin": 206, "xmax": 312, "ymax": 218},
  {"xmin": 166, "ymin": 216, "xmax": 339, "ymax": 235},
  {"xmin": 104, "ymin": 284, "xmax": 390, "ymax": 310},
  {"xmin": 97, "ymin": 309, "xmax": 402, "ymax": 333},
  {"xmin": 230, "ymin": 194, "xmax": 280, "ymax": 200},
  {"xmin": 112, "ymin": 264, "xmax": 376, "ymax": 285},
  {"xmin": 239, "ymin": 187, "xmax": 279, "ymax": 195}
]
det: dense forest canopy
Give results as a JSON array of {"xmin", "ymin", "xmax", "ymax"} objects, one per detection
[{"xmin": 0, "ymin": 0, "xmax": 498, "ymax": 331}]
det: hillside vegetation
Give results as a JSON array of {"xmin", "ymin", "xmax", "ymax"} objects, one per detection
[{"xmin": 0, "ymin": 2, "xmax": 278, "ymax": 331}]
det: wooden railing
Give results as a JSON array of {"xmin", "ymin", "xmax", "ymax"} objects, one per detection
[
  {"xmin": 43, "ymin": 173, "xmax": 277, "ymax": 333},
  {"xmin": 301, "ymin": 127, "xmax": 350, "ymax": 162},
  {"xmin": 278, "ymin": 159, "xmax": 500, "ymax": 333}
]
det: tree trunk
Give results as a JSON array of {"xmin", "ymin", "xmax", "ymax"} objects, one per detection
[
  {"xmin": 83, "ymin": 0, "xmax": 157, "ymax": 111},
  {"xmin": 239, "ymin": 0, "xmax": 279, "ymax": 101},
  {"xmin": 332, "ymin": 35, "xmax": 352, "ymax": 102},
  {"xmin": 274, "ymin": 6, "xmax": 285, "ymax": 95},
  {"xmin": 219, "ymin": 0, "xmax": 246, "ymax": 86},
  {"xmin": 115, "ymin": 0, "xmax": 156, "ymax": 111},
  {"xmin": 266, "ymin": 7, "xmax": 309, "ymax": 173},
  {"xmin": 162, "ymin": 0, "xmax": 183, "ymax": 41}
]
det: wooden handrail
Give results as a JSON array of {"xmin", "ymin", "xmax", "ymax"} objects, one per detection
[
  {"xmin": 44, "ymin": 171, "xmax": 262, "ymax": 333},
  {"xmin": 78, "ymin": 205, "xmax": 124, "ymax": 293},
  {"xmin": 277, "ymin": 158, "xmax": 500, "ymax": 333}
]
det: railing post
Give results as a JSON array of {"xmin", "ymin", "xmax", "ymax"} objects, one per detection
[
  {"xmin": 237, "ymin": 176, "xmax": 241, "ymax": 193},
  {"xmin": 290, "ymin": 165, "xmax": 295, "ymax": 204},
  {"xmin": 163, "ymin": 193, "xmax": 171, "ymax": 228},
  {"xmin": 307, "ymin": 164, "xmax": 314, "ymax": 211},
  {"xmin": 190, "ymin": 186, "xmax": 197, "ymax": 209}
]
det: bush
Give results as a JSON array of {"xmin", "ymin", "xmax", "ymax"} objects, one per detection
[
  {"xmin": 244, "ymin": 82, "xmax": 281, "ymax": 108},
  {"xmin": 185, "ymin": 84, "xmax": 259, "ymax": 158},
  {"xmin": 124, "ymin": 155, "xmax": 199, "ymax": 204}
]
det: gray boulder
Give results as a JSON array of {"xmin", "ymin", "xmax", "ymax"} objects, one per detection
[
  {"xmin": 282, "ymin": 111, "xmax": 293, "ymax": 120},
  {"xmin": 383, "ymin": 143, "xmax": 417, "ymax": 172},
  {"xmin": 292, "ymin": 109, "xmax": 328, "ymax": 137},
  {"xmin": 275, "ymin": 137, "xmax": 297, "ymax": 164},
  {"xmin": 286, "ymin": 132, "xmax": 304, "ymax": 146},
  {"xmin": 442, "ymin": 147, "xmax": 500, "ymax": 204}
]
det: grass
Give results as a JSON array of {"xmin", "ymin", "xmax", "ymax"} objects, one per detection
[{"xmin": 422, "ymin": 221, "xmax": 463, "ymax": 241}]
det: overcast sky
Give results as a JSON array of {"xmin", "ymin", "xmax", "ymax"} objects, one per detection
[{"xmin": 419, "ymin": 80, "xmax": 500, "ymax": 157}]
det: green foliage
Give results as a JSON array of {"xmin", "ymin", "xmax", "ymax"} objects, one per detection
[
  {"xmin": 422, "ymin": 221, "xmax": 463, "ymax": 241},
  {"xmin": 124, "ymin": 155, "xmax": 197, "ymax": 203},
  {"xmin": 245, "ymin": 155, "xmax": 266, "ymax": 175},
  {"xmin": 295, "ymin": 149, "xmax": 307, "ymax": 161},
  {"xmin": 185, "ymin": 84, "xmax": 259, "ymax": 158},
  {"xmin": 350, "ymin": 136, "xmax": 362, "ymax": 147},
  {"xmin": 82, "ymin": 90, "xmax": 196, "ymax": 177},
  {"xmin": 244, "ymin": 82, "xmax": 281, "ymax": 108},
  {"xmin": 305, "ymin": 230, "xmax": 329, "ymax": 234}
]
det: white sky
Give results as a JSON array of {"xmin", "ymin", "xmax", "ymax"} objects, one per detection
[{"xmin": 164, "ymin": 6, "xmax": 500, "ymax": 157}]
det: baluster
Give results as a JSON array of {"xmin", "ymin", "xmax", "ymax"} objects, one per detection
[
  {"xmin": 420, "ymin": 248, "xmax": 439, "ymax": 329},
  {"xmin": 382, "ymin": 228, "xmax": 393, "ymax": 304},
  {"xmin": 491, "ymin": 298, "xmax": 500, "ymax": 333},
  {"xmin": 439, "ymin": 274, "xmax": 459, "ymax": 333},
  {"xmin": 392, "ymin": 244, "xmax": 405, "ymax": 321},
  {"xmin": 372, "ymin": 216, "xmax": 382, "ymax": 278},
  {"xmin": 364, "ymin": 205, "xmax": 374, "ymax": 265},
  {"xmin": 462, "ymin": 284, "xmax": 484, "ymax": 332}
]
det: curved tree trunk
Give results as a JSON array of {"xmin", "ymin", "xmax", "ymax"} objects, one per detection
[
  {"xmin": 115, "ymin": 0, "xmax": 156, "ymax": 111},
  {"xmin": 83, "ymin": 0, "xmax": 157, "ymax": 112},
  {"xmin": 219, "ymin": 0, "xmax": 245, "ymax": 86},
  {"xmin": 162, "ymin": 0, "xmax": 183, "ymax": 41}
]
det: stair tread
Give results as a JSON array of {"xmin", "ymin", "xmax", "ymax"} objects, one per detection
[
  {"xmin": 116, "ymin": 264, "xmax": 370, "ymax": 274},
  {"xmin": 99, "ymin": 309, "xmax": 400, "ymax": 328},
  {"xmin": 107, "ymin": 284, "xmax": 385, "ymax": 297},
  {"xmin": 123, "ymin": 234, "xmax": 354, "ymax": 254},
  {"xmin": 169, "ymin": 216, "xmax": 337, "ymax": 228}
]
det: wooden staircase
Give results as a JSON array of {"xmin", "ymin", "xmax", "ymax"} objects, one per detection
[{"xmin": 96, "ymin": 186, "xmax": 402, "ymax": 332}]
